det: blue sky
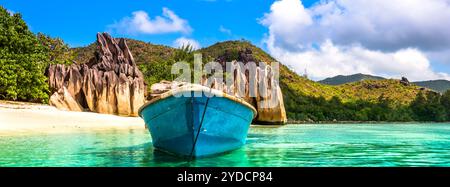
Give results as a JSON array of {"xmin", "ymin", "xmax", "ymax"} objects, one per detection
[
  {"xmin": 2, "ymin": 0, "xmax": 318, "ymax": 48},
  {"xmin": 2, "ymin": 0, "xmax": 450, "ymax": 81}
]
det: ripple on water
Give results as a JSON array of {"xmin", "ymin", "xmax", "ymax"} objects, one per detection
[{"xmin": 0, "ymin": 123, "xmax": 450, "ymax": 166}]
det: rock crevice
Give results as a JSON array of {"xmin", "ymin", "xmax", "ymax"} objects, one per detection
[{"xmin": 47, "ymin": 33, "xmax": 146, "ymax": 116}]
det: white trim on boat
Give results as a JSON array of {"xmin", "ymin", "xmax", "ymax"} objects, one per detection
[{"xmin": 138, "ymin": 84, "xmax": 257, "ymax": 119}]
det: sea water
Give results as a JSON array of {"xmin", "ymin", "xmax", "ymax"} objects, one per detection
[{"xmin": 1, "ymin": 124, "xmax": 450, "ymax": 167}]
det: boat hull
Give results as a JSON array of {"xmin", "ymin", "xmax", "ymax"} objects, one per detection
[{"xmin": 139, "ymin": 87, "xmax": 256, "ymax": 158}]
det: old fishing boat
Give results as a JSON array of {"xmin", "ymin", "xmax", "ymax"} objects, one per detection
[{"xmin": 138, "ymin": 84, "xmax": 257, "ymax": 158}]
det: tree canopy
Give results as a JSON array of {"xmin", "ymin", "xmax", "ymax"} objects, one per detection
[{"xmin": 0, "ymin": 6, "xmax": 49, "ymax": 103}]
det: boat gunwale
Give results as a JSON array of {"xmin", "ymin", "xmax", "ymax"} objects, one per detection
[{"xmin": 138, "ymin": 84, "xmax": 257, "ymax": 119}]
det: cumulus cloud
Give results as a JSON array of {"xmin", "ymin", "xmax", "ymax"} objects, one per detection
[
  {"xmin": 269, "ymin": 39, "xmax": 450, "ymax": 81},
  {"xmin": 108, "ymin": 8, "xmax": 192, "ymax": 35},
  {"xmin": 261, "ymin": 0, "xmax": 450, "ymax": 81},
  {"xmin": 173, "ymin": 37, "xmax": 201, "ymax": 50},
  {"xmin": 219, "ymin": 25, "xmax": 232, "ymax": 35},
  {"xmin": 262, "ymin": 0, "xmax": 450, "ymax": 52}
]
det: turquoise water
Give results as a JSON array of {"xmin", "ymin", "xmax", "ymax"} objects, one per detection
[{"xmin": 1, "ymin": 124, "xmax": 450, "ymax": 167}]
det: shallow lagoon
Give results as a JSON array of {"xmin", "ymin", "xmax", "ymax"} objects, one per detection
[{"xmin": 1, "ymin": 123, "xmax": 450, "ymax": 167}]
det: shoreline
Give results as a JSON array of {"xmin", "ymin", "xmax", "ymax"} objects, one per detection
[
  {"xmin": 0, "ymin": 100, "xmax": 146, "ymax": 136},
  {"xmin": 287, "ymin": 120, "xmax": 450, "ymax": 124},
  {"xmin": 1, "ymin": 100, "xmax": 448, "ymax": 136},
  {"xmin": 286, "ymin": 121, "xmax": 450, "ymax": 125}
]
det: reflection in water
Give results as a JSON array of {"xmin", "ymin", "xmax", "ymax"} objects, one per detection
[{"xmin": 1, "ymin": 124, "xmax": 450, "ymax": 166}]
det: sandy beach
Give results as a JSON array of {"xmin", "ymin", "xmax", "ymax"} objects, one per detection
[{"xmin": 0, "ymin": 100, "xmax": 146, "ymax": 136}]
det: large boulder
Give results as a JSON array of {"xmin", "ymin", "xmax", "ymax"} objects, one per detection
[
  {"xmin": 215, "ymin": 50, "xmax": 287, "ymax": 125},
  {"xmin": 116, "ymin": 73, "xmax": 131, "ymax": 116},
  {"xmin": 130, "ymin": 77, "xmax": 146, "ymax": 116},
  {"xmin": 254, "ymin": 66, "xmax": 287, "ymax": 124},
  {"xmin": 46, "ymin": 32, "xmax": 146, "ymax": 117},
  {"xmin": 49, "ymin": 87, "xmax": 84, "ymax": 112},
  {"xmin": 228, "ymin": 62, "xmax": 287, "ymax": 125},
  {"xmin": 150, "ymin": 81, "xmax": 186, "ymax": 97},
  {"xmin": 400, "ymin": 77, "xmax": 410, "ymax": 86}
]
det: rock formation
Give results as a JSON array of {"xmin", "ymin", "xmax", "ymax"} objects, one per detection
[
  {"xmin": 49, "ymin": 87, "xmax": 84, "ymax": 112},
  {"xmin": 253, "ymin": 65, "xmax": 287, "ymax": 125},
  {"xmin": 220, "ymin": 49, "xmax": 287, "ymax": 124},
  {"xmin": 215, "ymin": 49, "xmax": 287, "ymax": 124},
  {"xmin": 46, "ymin": 33, "xmax": 146, "ymax": 117},
  {"xmin": 400, "ymin": 77, "xmax": 410, "ymax": 86},
  {"xmin": 151, "ymin": 49, "xmax": 287, "ymax": 125}
]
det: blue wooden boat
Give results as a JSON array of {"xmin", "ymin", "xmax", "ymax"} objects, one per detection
[{"xmin": 138, "ymin": 84, "xmax": 257, "ymax": 158}]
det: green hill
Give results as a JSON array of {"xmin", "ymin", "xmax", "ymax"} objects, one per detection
[
  {"xmin": 281, "ymin": 71, "xmax": 425, "ymax": 104},
  {"xmin": 71, "ymin": 39, "xmax": 445, "ymax": 122},
  {"xmin": 196, "ymin": 41, "xmax": 425, "ymax": 104},
  {"xmin": 413, "ymin": 80, "xmax": 450, "ymax": 93},
  {"xmin": 198, "ymin": 40, "xmax": 275, "ymax": 63},
  {"xmin": 336, "ymin": 79, "xmax": 424, "ymax": 104},
  {"xmin": 319, "ymin": 73, "xmax": 450, "ymax": 93},
  {"xmin": 319, "ymin": 73, "xmax": 386, "ymax": 85},
  {"xmin": 72, "ymin": 38, "xmax": 176, "ymax": 65}
]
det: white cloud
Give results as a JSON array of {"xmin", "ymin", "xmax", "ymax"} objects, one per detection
[
  {"xmin": 260, "ymin": 0, "xmax": 313, "ymax": 51},
  {"xmin": 269, "ymin": 39, "xmax": 450, "ymax": 81},
  {"xmin": 6, "ymin": 9, "xmax": 14, "ymax": 16},
  {"xmin": 219, "ymin": 25, "xmax": 232, "ymax": 35},
  {"xmin": 262, "ymin": 0, "xmax": 450, "ymax": 52},
  {"xmin": 261, "ymin": 0, "xmax": 450, "ymax": 81},
  {"xmin": 108, "ymin": 8, "xmax": 192, "ymax": 35},
  {"xmin": 173, "ymin": 37, "xmax": 201, "ymax": 50}
]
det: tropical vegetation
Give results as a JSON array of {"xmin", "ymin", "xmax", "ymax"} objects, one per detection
[{"xmin": 2, "ymin": 6, "xmax": 450, "ymax": 122}]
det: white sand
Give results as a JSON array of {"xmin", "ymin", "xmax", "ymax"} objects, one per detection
[{"xmin": 0, "ymin": 101, "xmax": 146, "ymax": 136}]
